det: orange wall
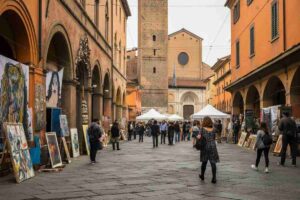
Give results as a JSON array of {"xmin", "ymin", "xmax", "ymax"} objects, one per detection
[{"xmin": 229, "ymin": 0, "xmax": 300, "ymax": 82}]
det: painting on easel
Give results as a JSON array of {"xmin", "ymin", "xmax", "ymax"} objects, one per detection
[
  {"xmin": 4, "ymin": 123, "xmax": 34, "ymax": 183},
  {"xmin": 46, "ymin": 132, "xmax": 62, "ymax": 168},
  {"xmin": 70, "ymin": 128, "xmax": 80, "ymax": 158}
]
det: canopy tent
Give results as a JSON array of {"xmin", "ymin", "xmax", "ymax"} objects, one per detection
[
  {"xmin": 136, "ymin": 109, "xmax": 167, "ymax": 121},
  {"xmin": 192, "ymin": 104, "xmax": 230, "ymax": 119},
  {"xmin": 168, "ymin": 114, "xmax": 184, "ymax": 121}
]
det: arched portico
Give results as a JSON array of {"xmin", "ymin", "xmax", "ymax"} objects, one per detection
[
  {"xmin": 263, "ymin": 76, "xmax": 286, "ymax": 107},
  {"xmin": 233, "ymin": 91, "xmax": 244, "ymax": 116},
  {"xmin": 245, "ymin": 85, "xmax": 260, "ymax": 118},
  {"xmin": 290, "ymin": 66, "xmax": 300, "ymax": 117}
]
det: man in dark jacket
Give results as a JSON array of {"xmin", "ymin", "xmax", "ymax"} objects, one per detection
[
  {"xmin": 111, "ymin": 121, "xmax": 121, "ymax": 150},
  {"xmin": 88, "ymin": 119, "xmax": 102, "ymax": 164},
  {"xmin": 168, "ymin": 122, "xmax": 175, "ymax": 145},
  {"xmin": 138, "ymin": 123, "xmax": 145, "ymax": 142},
  {"xmin": 233, "ymin": 119, "xmax": 240, "ymax": 144},
  {"xmin": 278, "ymin": 112, "xmax": 297, "ymax": 166},
  {"xmin": 151, "ymin": 120, "xmax": 160, "ymax": 148}
]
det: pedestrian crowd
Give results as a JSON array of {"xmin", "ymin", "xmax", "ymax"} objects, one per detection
[{"xmin": 86, "ymin": 111, "xmax": 298, "ymax": 185}]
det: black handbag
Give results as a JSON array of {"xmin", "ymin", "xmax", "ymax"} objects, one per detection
[{"xmin": 194, "ymin": 131, "xmax": 206, "ymax": 151}]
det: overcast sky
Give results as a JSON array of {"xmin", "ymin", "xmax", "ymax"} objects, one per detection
[{"xmin": 126, "ymin": 0, "xmax": 231, "ymax": 66}]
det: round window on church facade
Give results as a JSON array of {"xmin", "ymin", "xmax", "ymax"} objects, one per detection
[{"xmin": 178, "ymin": 52, "xmax": 189, "ymax": 66}]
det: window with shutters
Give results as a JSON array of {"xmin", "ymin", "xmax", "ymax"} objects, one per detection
[
  {"xmin": 271, "ymin": 1, "xmax": 279, "ymax": 40},
  {"xmin": 247, "ymin": 0, "xmax": 253, "ymax": 6},
  {"xmin": 233, "ymin": 1, "xmax": 240, "ymax": 24},
  {"xmin": 250, "ymin": 26, "xmax": 255, "ymax": 56},
  {"xmin": 236, "ymin": 40, "xmax": 240, "ymax": 68}
]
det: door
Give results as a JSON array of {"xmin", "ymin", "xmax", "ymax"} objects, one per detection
[{"xmin": 183, "ymin": 105, "xmax": 194, "ymax": 120}]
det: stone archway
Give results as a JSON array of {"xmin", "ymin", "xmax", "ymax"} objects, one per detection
[
  {"xmin": 290, "ymin": 67, "xmax": 300, "ymax": 117},
  {"xmin": 263, "ymin": 76, "xmax": 286, "ymax": 107},
  {"xmin": 233, "ymin": 92, "xmax": 244, "ymax": 115},
  {"xmin": 102, "ymin": 73, "xmax": 111, "ymax": 118},
  {"xmin": 0, "ymin": 2, "xmax": 38, "ymax": 64},
  {"xmin": 246, "ymin": 85, "xmax": 260, "ymax": 118},
  {"xmin": 45, "ymin": 26, "xmax": 74, "ymax": 127},
  {"xmin": 92, "ymin": 65, "xmax": 102, "ymax": 120},
  {"xmin": 180, "ymin": 92, "xmax": 199, "ymax": 120}
]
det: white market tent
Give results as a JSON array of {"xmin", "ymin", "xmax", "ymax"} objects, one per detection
[
  {"xmin": 136, "ymin": 109, "xmax": 168, "ymax": 121},
  {"xmin": 192, "ymin": 104, "xmax": 230, "ymax": 119},
  {"xmin": 168, "ymin": 114, "xmax": 184, "ymax": 121}
]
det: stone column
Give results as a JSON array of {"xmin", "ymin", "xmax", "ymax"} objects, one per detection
[{"xmin": 61, "ymin": 80, "xmax": 77, "ymax": 128}]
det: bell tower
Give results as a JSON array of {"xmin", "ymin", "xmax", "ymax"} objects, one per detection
[{"xmin": 138, "ymin": 0, "xmax": 168, "ymax": 113}]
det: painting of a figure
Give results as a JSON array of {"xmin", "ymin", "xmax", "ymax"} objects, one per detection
[
  {"xmin": 46, "ymin": 69, "xmax": 64, "ymax": 108},
  {"xmin": 46, "ymin": 132, "xmax": 62, "ymax": 168},
  {"xmin": 4, "ymin": 123, "xmax": 34, "ymax": 183},
  {"xmin": 35, "ymin": 84, "xmax": 46, "ymax": 131},
  {"xmin": 60, "ymin": 115, "xmax": 70, "ymax": 137},
  {"xmin": 0, "ymin": 55, "xmax": 29, "ymax": 140},
  {"xmin": 70, "ymin": 128, "xmax": 80, "ymax": 158}
]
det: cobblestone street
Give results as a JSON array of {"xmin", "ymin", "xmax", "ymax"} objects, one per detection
[{"xmin": 0, "ymin": 137, "xmax": 299, "ymax": 200}]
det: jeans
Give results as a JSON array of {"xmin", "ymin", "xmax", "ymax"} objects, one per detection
[
  {"xmin": 139, "ymin": 133, "xmax": 144, "ymax": 142},
  {"xmin": 201, "ymin": 161, "xmax": 216, "ymax": 180},
  {"xmin": 256, "ymin": 147, "xmax": 270, "ymax": 167},
  {"xmin": 152, "ymin": 135, "xmax": 158, "ymax": 147},
  {"xmin": 90, "ymin": 142, "xmax": 99, "ymax": 162},
  {"xmin": 175, "ymin": 131, "xmax": 180, "ymax": 142},
  {"xmin": 111, "ymin": 137, "xmax": 120, "ymax": 150},
  {"xmin": 161, "ymin": 131, "xmax": 166, "ymax": 144},
  {"xmin": 281, "ymin": 135, "xmax": 297, "ymax": 165}
]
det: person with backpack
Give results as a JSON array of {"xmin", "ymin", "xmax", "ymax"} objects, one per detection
[
  {"xmin": 251, "ymin": 122, "xmax": 273, "ymax": 173},
  {"xmin": 88, "ymin": 119, "xmax": 103, "ymax": 164},
  {"xmin": 111, "ymin": 121, "xmax": 121, "ymax": 151},
  {"xmin": 278, "ymin": 112, "xmax": 297, "ymax": 167}
]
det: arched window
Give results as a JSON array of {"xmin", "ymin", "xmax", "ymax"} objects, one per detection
[
  {"xmin": 153, "ymin": 67, "xmax": 156, "ymax": 74},
  {"xmin": 153, "ymin": 35, "xmax": 156, "ymax": 41}
]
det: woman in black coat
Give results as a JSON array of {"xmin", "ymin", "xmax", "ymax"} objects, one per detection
[{"xmin": 197, "ymin": 116, "xmax": 220, "ymax": 184}]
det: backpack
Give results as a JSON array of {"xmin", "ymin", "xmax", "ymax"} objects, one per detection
[{"xmin": 262, "ymin": 134, "xmax": 273, "ymax": 146}]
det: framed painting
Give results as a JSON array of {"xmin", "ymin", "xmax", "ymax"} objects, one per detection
[
  {"xmin": 70, "ymin": 128, "xmax": 80, "ymax": 158},
  {"xmin": 62, "ymin": 137, "xmax": 71, "ymax": 163},
  {"xmin": 248, "ymin": 135, "xmax": 257, "ymax": 150},
  {"xmin": 59, "ymin": 115, "xmax": 70, "ymax": 137},
  {"xmin": 238, "ymin": 132, "xmax": 248, "ymax": 147},
  {"xmin": 46, "ymin": 132, "xmax": 62, "ymax": 168},
  {"xmin": 4, "ymin": 123, "xmax": 35, "ymax": 183},
  {"xmin": 82, "ymin": 125, "xmax": 90, "ymax": 156}
]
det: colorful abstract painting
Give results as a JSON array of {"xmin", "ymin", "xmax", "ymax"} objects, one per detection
[
  {"xmin": 70, "ymin": 128, "xmax": 80, "ymax": 158},
  {"xmin": 46, "ymin": 132, "xmax": 62, "ymax": 168},
  {"xmin": 35, "ymin": 84, "xmax": 46, "ymax": 131},
  {"xmin": 4, "ymin": 123, "xmax": 34, "ymax": 183},
  {"xmin": 46, "ymin": 69, "xmax": 64, "ymax": 108},
  {"xmin": 82, "ymin": 125, "xmax": 90, "ymax": 156},
  {"xmin": 59, "ymin": 115, "xmax": 70, "ymax": 137},
  {"xmin": 0, "ymin": 55, "xmax": 30, "ymax": 140}
]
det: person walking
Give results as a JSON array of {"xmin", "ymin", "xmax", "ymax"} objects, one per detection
[
  {"xmin": 88, "ymin": 119, "xmax": 103, "ymax": 164},
  {"xmin": 128, "ymin": 122, "xmax": 133, "ymax": 141},
  {"xmin": 278, "ymin": 112, "xmax": 297, "ymax": 167},
  {"xmin": 186, "ymin": 121, "xmax": 192, "ymax": 141},
  {"xmin": 160, "ymin": 120, "xmax": 168, "ymax": 144},
  {"xmin": 111, "ymin": 121, "xmax": 121, "ymax": 150},
  {"xmin": 138, "ymin": 123, "xmax": 145, "ymax": 143},
  {"xmin": 197, "ymin": 116, "xmax": 219, "ymax": 184},
  {"xmin": 133, "ymin": 122, "xmax": 137, "ymax": 140},
  {"xmin": 251, "ymin": 122, "xmax": 272, "ymax": 173},
  {"xmin": 151, "ymin": 120, "xmax": 160, "ymax": 148},
  {"xmin": 174, "ymin": 121, "xmax": 181, "ymax": 143},
  {"xmin": 233, "ymin": 119, "xmax": 240, "ymax": 144},
  {"xmin": 168, "ymin": 122, "xmax": 175, "ymax": 145},
  {"xmin": 192, "ymin": 121, "xmax": 200, "ymax": 146}
]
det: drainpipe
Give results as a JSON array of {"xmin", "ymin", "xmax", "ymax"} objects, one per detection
[{"xmin": 283, "ymin": 0, "xmax": 286, "ymax": 51}]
